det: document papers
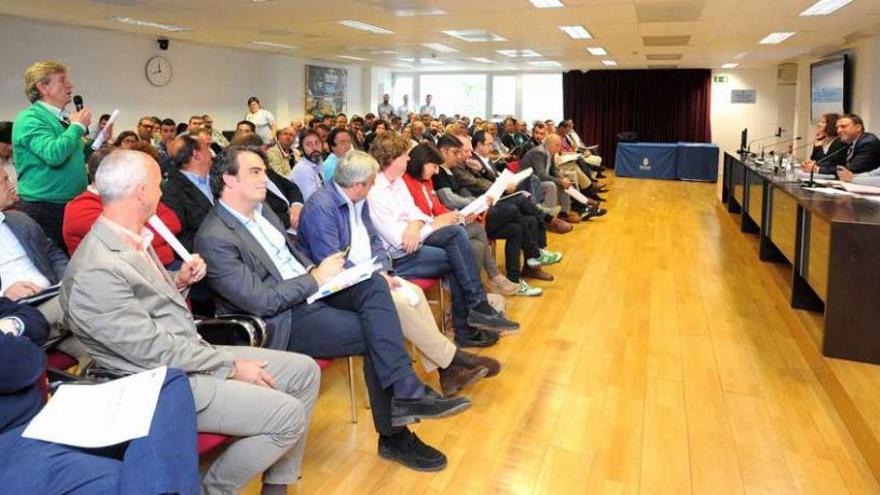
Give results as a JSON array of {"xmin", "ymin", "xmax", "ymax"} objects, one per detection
[
  {"xmin": 23, "ymin": 366, "xmax": 167, "ymax": 448},
  {"xmin": 564, "ymin": 186, "xmax": 591, "ymax": 205},
  {"xmin": 307, "ymin": 257, "xmax": 382, "ymax": 304},
  {"xmin": 148, "ymin": 214, "xmax": 193, "ymax": 262},
  {"xmin": 838, "ymin": 182, "xmax": 880, "ymax": 195},
  {"xmin": 458, "ymin": 168, "xmax": 534, "ymax": 217}
]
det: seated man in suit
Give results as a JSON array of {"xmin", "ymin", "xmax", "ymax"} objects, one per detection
[
  {"xmin": 0, "ymin": 165, "xmax": 87, "ymax": 363},
  {"xmin": 519, "ymin": 133, "xmax": 590, "ymax": 223},
  {"xmin": 830, "ymin": 114, "xmax": 880, "ymax": 178},
  {"xmin": 161, "ymin": 135, "xmax": 214, "ymax": 251},
  {"xmin": 297, "ymin": 150, "xmax": 501, "ymax": 396},
  {"xmin": 61, "ymin": 149, "xmax": 321, "ymax": 495},
  {"xmin": 194, "ymin": 146, "xmax": 471, "ymax": 472},
  {"xmin": 0, "ymin": 296, "xmax": 202, "ymax": 495}
]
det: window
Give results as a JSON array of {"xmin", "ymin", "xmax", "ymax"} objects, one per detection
[
  {"xmin": 419, "ymin": 74, "xmax": 487, "ymax": 118},
  {"xmin": 491, "ymin": 75, "xmax": 516, "ymax": 118},
  {"xmin": 391, "ymin": 75, "xmax": 414, "ymax": 110},
  {"xmin": 521, "ymin": 73, "xmax": 563, "ymax": 125}
]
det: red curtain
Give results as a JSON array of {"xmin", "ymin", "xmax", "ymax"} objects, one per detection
[{"xmin": 562, "ymin": 69, "xmax": 712, "ymax": 168}]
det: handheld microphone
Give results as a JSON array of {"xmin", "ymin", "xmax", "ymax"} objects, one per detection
[{"xmin": 73, "ymin": 95, "xmax": 84, "ymax": 112}]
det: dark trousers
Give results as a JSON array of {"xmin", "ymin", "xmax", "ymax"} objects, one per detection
[
  {"xmin": 506, "ymin": 194, "xmax": 548, "ymax": 248},
  {"xmin": 393, "ymin": 225, "xmax": 486, "ymax": 335},
  {"xmin": 19, "ymin": 200, "xmax": 68, "ymax": 254},
  {"xmin": 282, "ymin": 274, "xmax": 413, "ymax": 437},
  {"xmin": 0, "ymin": 369, "xmax": 200, "ymax": 495},
  {"xmin": 486, "ymin": 202, "xmax": 542, "ymax": 281}
]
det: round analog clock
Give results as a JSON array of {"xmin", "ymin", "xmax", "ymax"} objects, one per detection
[{"xmin": 145, "ymin": 56, "xmax": 172, "ymax": 87}]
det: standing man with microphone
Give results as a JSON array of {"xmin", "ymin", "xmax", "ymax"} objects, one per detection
[{"xmin": 12, "ymin": 61, "xmax": 91, "ymax": 251}]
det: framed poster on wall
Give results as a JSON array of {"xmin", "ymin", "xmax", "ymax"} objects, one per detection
[{"xmin": 305, "ymin": 65, "xmax": 347, "ymax": 118}]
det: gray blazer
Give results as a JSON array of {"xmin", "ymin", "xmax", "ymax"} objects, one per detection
[
  {"xmin": 60, "ymin": 220, "xmax": 235, "ymax": 411},
  {"xmin": 519, "ymin": 145, "xmax": 564, "ymax": 187},
  {"xmin": 3, "ymin": 210, "xmax": 67, "ymax": 284},
  {"xmin": 193, "ymin": 203, "xmax": 318, "ymax": 352}
]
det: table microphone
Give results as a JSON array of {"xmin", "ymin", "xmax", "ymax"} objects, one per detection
[
  {"xmin": 748, "ymin": 129, "xmax": 785, "ymax": 155},
  {"xmin": 806, "ymin": 146, "xmax": 848, "ymax": 188}
]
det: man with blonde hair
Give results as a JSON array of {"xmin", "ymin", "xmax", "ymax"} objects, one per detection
[{"xmin": 12, "ymin": 61, "xmax": 91, "ymax": 250}]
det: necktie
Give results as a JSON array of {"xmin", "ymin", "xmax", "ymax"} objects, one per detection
[{"xmin": 846, "ymin": 143, "xmax": 855, "ymax": 165}]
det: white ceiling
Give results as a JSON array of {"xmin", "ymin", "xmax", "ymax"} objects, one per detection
[{"xmin": 2, "ymin": 0, "xmax": 879, "ymax": 71}]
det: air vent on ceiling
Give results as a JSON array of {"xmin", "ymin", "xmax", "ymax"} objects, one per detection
[
  {"xmin": 777, "ymin": 63, "xmax": 798, "ymax": 85},
  {"xmin": 642, "ymin": 35, "xmax": 691, "ymax": 46},
  {"xmin": 636, "ymin": 1, "xmax": 705, "ymax": 22},
  {"xmin": 645, "ymin": 53, "xmax": 683, "ymax": 61}
]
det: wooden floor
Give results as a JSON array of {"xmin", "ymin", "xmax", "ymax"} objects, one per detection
[{"xmin": 244, "ymin": 174, "xmax": 880, "ymax": 495}]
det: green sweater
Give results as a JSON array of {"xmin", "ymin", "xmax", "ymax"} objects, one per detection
[{"xmin": 12, "ymin": 102, "xmax": 87, "ymax": 203}]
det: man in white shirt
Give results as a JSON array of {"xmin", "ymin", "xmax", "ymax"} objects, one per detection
[
  {"xmin": 419, "ymin": 95, "xmax": 437, "ymax": 117},
  {"xmin": 397, "ymin": 95, "xmax": 412, "ymax": 117},
  {"xmin": 366, "ymin": 132, "xmax": 519, "ymax": 346},
  {"xmin": 377, "ymin": 94, "xmax": 395, "ymax": 121}
]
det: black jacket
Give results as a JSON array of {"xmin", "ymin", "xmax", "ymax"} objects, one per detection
[
  {"xmin": 810, "ymin": 137, "xmax": 848, "ymax": 174},
  {"xmin": 265, "ymin": 168, "xmax": 304, "ymax": 230},
  {"xmin": 1, "ymin": 210, "xmax": 67, "ymax": 286},
  {"xmin": 161, "ymin": 169, "xmax": 214, "ymax": 251},
  {"xmin": 845, "ymin": 132, "xmax": 880, "ymax": 174}
]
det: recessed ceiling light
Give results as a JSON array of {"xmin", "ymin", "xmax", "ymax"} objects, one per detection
[
  {"xmin": 422, "ymin": 42, "xmax": 458, "ymax": 53},
  {"xmin": 601, "ymin": 60, "xmax": 618, "ymax": 66},
  {"xmin": 586, "ymin": 47, "xmax": 607, "ymax": 56},
  {"xmin": 105, "ymin": 15, "xmax": 190, "ymax": 32},
  {"xmin": 559, "ymin": 25, "xmax": 592, "ymax": 40},
  {"xmin": 529, "ymin": 0, "xmax": 564, "ymax": 7},
  {"xmin": 443, "ymin": 29, "xmax": 506, "ymax": 42},
  {"xmin": 721, "ymin": 63, "xmax": 739, "ymax": 69},
  {"xmin": 759, "ymin": 32, "xmax": 796, "ymax": 44},
  {"xmin": 392, "ymin": 7, "xmax": 447, "ymax": 16},
  {"xmin": 398, "ymin": 57, "xmax": 415, "ymax": 63},
  {"xmin": 470, "ymin": 57, "xmax": 496, "ymax": 64},
  {"xmin": 338, "ymin": 20, "xmax": 393, "ymax": 35},
  {"xmin": 529, "ymin": 60, "xmax": 562, "ymax": 67},
  {"xmin": 251, "ymin": 41, "xmax": 297, "ymax": 49},
  {"xmin": 337, "ymin": 55, "xmax": 370, "ymax": 61},
  {"xmin": 496, "ymin": 49, "xmax": 542, "ymax": 58},
  {"xmin": 419, "ymin": 58, "xmax": 446, "ymax": 65},
  {"xmin": 733, "ymin": 51, "xmax": 748, "ymax": 59},
  {"xmin": 799, "ymin": 0, "xmax": 853, "ymax": 16}
]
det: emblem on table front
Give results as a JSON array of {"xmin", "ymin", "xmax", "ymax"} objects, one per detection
[{"xmin": 640, "ymin": 157, "xmax": 652, "ymax": 171}]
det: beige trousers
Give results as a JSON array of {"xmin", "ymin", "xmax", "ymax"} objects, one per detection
[{"xmin": 391, "ymin": 279, "xmax": 456, "ymax": 372}]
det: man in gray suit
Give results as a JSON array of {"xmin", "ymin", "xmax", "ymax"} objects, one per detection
[
  {"xmin": 194, "ymin": 146, "xmax": 471, "ymax": 472},
  {"xmin": 518, "ymin": 132, "xmax": 576, "ymax": 222},
  {"xmin": 60, "ymin": 149, "xmax": 320, "ymax": 495}
]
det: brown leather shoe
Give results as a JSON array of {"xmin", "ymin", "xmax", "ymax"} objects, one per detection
[
  {"xmin": 439, "ymin": 364, "xmax": 488, "ymax": 396},
  {"xmin": 453, "ymin": 350, "xmax": 502, "ymax": 378},
  {"xmin": 522, "ymin": 265, "xmax": 555, "ymax": 281},
  {"xmin": 565, "ymin": 212, "xmax": 582, "ymax": 224},
  {"xmin": 547, "ymin": 217, "xmax": 573, "ymax": 234}
]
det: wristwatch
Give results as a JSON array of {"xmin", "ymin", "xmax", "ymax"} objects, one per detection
[{"xmin": 0, "ymin": 317, "xmax": 24, "ymax": 336}]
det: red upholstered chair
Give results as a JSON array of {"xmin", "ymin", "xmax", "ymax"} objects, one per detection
[
  {"xmin": 406, "ymin": 278, "xmax": 449, "ymax": 337},
  {"xmin": 315, "ymin": 357, "xmax": 359, "ymax": 423},
  {"xmin": 506, "ymin": 161, "xmax": 520, "ymax": 173}
]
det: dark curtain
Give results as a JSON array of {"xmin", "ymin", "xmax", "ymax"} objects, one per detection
[{"xmin": 562, "ymin": 69, "xmax": 712, "ymax": 168}]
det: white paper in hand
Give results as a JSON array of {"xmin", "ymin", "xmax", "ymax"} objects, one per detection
[
  {"xmin": 23, "ymin": 367, "xmax": 167, "ymax": 448},
  {"xmin": 148, "ymin": 215, "xmax": 193, "ymax": 262},
  {"xmin": 307, "ymin": 257, "xmax": 382, "ymax": 304},
  {"xmin": 564, "ymin": 186, "xmax": 591, "ymax": 205},
  {"xmin": 90, "ymin": 109, "xmax": 120, "ymax": 150}
]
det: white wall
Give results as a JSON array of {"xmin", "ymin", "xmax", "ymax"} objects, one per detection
[
  {"xmin": 710, "ymin": 67, "xmax": 793, "ymax": 155},
  {"xmin": 0, "ymin": 16, "xmax": 366, "ymax": 133}
]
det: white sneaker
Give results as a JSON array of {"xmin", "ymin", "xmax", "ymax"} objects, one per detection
[{"xmin": 516, "ymin": 280, "xmax": 543, "ymax": 297}]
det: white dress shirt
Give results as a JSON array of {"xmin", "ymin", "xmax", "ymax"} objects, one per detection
[
  {"xmin": 0, "ymin": 212, "xmax": 52, "ymax": 293},
  {"xmin": 219, "ymin": 201, "xmax": 307, "ymax": 280},
  {"xmin": 37, "ymin": 100, "xmax": 87, "ymax": 132},
  {"xmin": 366, "ymin": 172, "xmax": 435, "ymax": 255},
  {"xmin": 289, "ymin": 158, "xmax": 324, "ymax": 202}
]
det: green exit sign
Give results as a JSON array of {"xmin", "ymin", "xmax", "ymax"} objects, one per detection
[{"xmin": 714, "ymin": 75, "xmax": 729, "ymax": 83}]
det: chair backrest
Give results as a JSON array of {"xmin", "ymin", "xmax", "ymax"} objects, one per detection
[{"xmin": 506, "ymin": 161, "xmax": 520, "ymax": 173}]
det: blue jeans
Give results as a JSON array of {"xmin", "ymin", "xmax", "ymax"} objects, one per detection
[
  {"xmin": 393, "ymin": 225, "xmax": 487, "ymax": 335},
  {"xmin": 0, "ymin": 369, "xmax": 200, "ymax": 495}
]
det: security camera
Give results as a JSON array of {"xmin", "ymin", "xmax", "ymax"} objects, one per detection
[{"xmin": 158, "ymin": 38, "xmax": 169, "ymax": 50}]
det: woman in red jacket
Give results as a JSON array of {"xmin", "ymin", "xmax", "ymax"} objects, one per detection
[{"xmin": 402, "ymin": 143, "xmax": 525, "ymax": 296}]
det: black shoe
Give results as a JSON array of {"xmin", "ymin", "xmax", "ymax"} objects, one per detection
[
  {"xmin": 453, "ymin": 349, "xmax": 502, "ymax": 377},
  {"xmin": 580, "ymin": 207, "xmax": 607, "ymax": 221},
  {"xmin": 391, "ymin": 388, "xmax": 471, "ymax": 427},
  {"xmin": 467, "ymin": 308, "xmax": 520, "ymax": 332},
  {"xmin": 378, "ymin": 430, "xmax": 447, "ymax": 472},
  {"xmin": 439, "ymin": 364, "xmax": 488, "ymax": 396},
  {"xmin": 454, "ymin": 328, "xmax": 500, "ymax": 348},
  {"xmin": 596, "ymin": 172, "xmax": 607, "ymax": 179}
]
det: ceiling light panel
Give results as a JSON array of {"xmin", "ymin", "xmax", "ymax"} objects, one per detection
[
  {"xmin": 587, "ymin": 47, "xmax": 607, "ymax": 56},
  {"xmin": 470, "ymin": 57, "xmax": 496, "ymax": 64},
  {"xmin": 529, "ymin": 60, "xmax": 562, "ymax": 67},
  {"xmin": 759, "ymin": 32, "xmax": 796, "ymax": 44},
  {"xmin": 106, "ymin": 15, "xmax": 190, "ymax": 32},
  {"xmin": 338, "ymin": 20, "xmax": 393, "ymax": 34},
  {"xmin": 442, "ymin": 30, "xmax": 506, "ymax": 42},
  {"xmin": 799, "ymin": 0, "xmax": 853, "ymax": 16},
  {"xmin": 496, "ymin": 49, "xmax": 542, "ymax": 58},
  {"xmin": 422, "ymin": 42, "xmax": 458, "ymax": 53},
  {"xmin": 721, "ymin": 63, "xmax": 739, "ymax": 68},
  {"xmin": 251, "ymin": 41, "xmax": 297, "ymax": 49},
  {"xmin": 337, "ymin": 55, "xmax": 370, "ymax": 61},
  {"xmin": 559, "ymin": 25, "xmax": 592, "ymax": 40},
  {"xmin": 601, "ymin": 60, "xmax": 618, "ymax": 66},
  {"xmin": 529, "ymin": 0, "xmax": 564, "ymax": 7}
]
